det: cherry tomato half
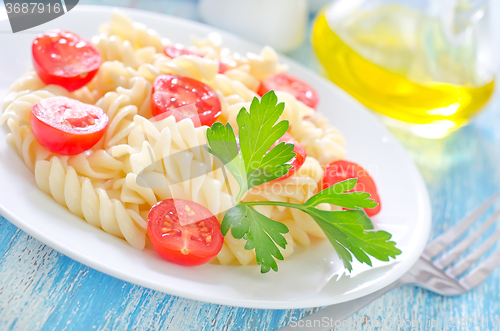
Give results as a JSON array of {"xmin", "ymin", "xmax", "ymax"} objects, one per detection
[
  {"xmin": 151, "ymin": 74, "xmax": 222, "ymax": 127},
  {"xmin": 258, "ymin": 73, "xmax": 319, "ymax": 109},
  {"xmin": 32, "ymin": 30, "xmax": 101, "ymax": 92},
  {"xmin": 322, "ymin": 160, "xmax": 381, "ymax": 216},
  {"xmin": 30, "ymin": 96, "xmax": 108, "ymax": 155},
  {"xmin": 272, "ymin": 132, "xmax": 307, "ymax": 181},
  {"xmin": 148, "ymin": 199, "xmax": 224, "ymax": 266},
  {"xmin": 164, "ymin": 45, "xmax": 228, "ymax": 73}
]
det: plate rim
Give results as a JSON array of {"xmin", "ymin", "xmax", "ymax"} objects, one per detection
[{"xmin": 0, "ymin": 5, "xmax": 432, "ymax": 309}]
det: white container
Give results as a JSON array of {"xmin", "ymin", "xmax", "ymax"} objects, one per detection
[
  {"xmin": 198, "ymin": 0, "xmax": 307, "ymax": 53},
  {"xmin": 308, "ymin": 0, "xmax": 331, "ymax": 13}
]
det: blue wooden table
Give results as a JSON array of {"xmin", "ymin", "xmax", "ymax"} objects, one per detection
[{"xmin": 2, "ymin": 1, "xmax": 500, "ymax": 330}]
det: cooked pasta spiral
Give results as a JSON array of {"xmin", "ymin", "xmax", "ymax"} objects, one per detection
[
  {"xmin": 223, "ymin": 65, "xmax": 260, "ymax": 92},
  {"xmin": 35, "ymin": 157, "xmax": 147, "ymax": 249},
  {"xmin": 92, "ymin": 33, "xmax": 158, "ymax": 70},
  {"xmin": 66, "ymin": 150, "xmax": 123, "ymax": 180},
  {"xmin": 148, "ymin": 53, "xmax": 219, "ymax": 82},
  {"xmin": 213, "ymin": 72, "xmax": 257, "ymax": 101},
  {"xmin": 99, "ymin": 12, "xmax": 167, "ymax": 52},
  {"xmin": 4, "ymin": 71, "xmax": 46, "ymax": 100},
  {"xmin": 191, "ymin": 33, "xmax": 223, "ymax": 57},
  {"xmin": 116, "ymin": 76, "xmax": 152, "ymax": 117},
  {"xmin": 5, "ymin": 118, "xmax": 51, "ymax": 172},
  {"xmin": 291, "ymin": 113, "xmax": 346, "ymax": 165},
  {"xmin": 111, "ymin": 115, "xmax": 236, "ymax": 215},
  {"xmin": 94, "ymin": 61, "xmax": 140, "ymax": 95},
  {"xmin": 4, "ymin": 70, "xmax": 99, "ymax": 108},
  {"xmin": 192, "ymin": 34, "xmax": 287, "ymax": 81},
  {"xmin": 278, "ymin": 203, "xmax": 342, "ymax": 247},
  {"xmin": 94, "ymin": 75, "xmax": 154, "ymax": 150},
  {"xmin": 1, "ymin": 89, "xmax": 59, "ymax": 127},
  {"xmin": 245, "ymin": 46, "xmax": 288, "ymax": 81}
]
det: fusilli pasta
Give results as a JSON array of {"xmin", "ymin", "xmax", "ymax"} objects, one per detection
[
  {"xmin": 1, "ymin": 11, "xmax": 349, "ymax": 268},
  {"xmin": 291, "ymin": 113, "xmax": 346, "ymax": 165},
  {"xmin": 99, "ymin": 12, "xmax": 167, "ymax": 52},
  {"xmin": 93, "ymin": 33, "xmax": 158, "ymax": 70},
  {"xmin": 35, "ymin": 157, "xmax": 147, "ymax": 249}
]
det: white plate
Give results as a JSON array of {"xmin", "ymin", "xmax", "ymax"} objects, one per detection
[{"xmin": 0, "ymin": 6, "xmax": 431, "ymax": 309}]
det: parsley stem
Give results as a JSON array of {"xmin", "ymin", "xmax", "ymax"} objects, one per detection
[
  {"xmin": 242, "ymin": 200, "xmax": 307, "ymax": 211},
  {"xmin": 236, "ymin": 191, "xmax": 245, "ymax": 203}
]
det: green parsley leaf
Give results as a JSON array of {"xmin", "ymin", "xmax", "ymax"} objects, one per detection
[
  {"xmin": 206, "ymin": 122, "xmax": 248, "ymax": 201},
  {"xmin": 303, "ymin": 208, "xmax": 401, "ymax": 271},
  {"xmin": 237, "ymin": 92, "xmax": 296, "ymax": 188},
  {"xmin": 206, "ymin": 90, "xmax": 401, "ymax": 274},
  {"xmin": 222, "ymin": 203, "xmax": 289, "ymax": 273},
  {"xmin": 305, "ymin": 178, "xmax": 378, "ymax": 209},
  {"xmin": 206, "ymin": 91, "xmax": 296, "ymax": 199}
]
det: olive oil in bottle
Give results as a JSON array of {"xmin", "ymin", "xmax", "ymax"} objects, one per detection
[{"xmin": 312, "ymin": 3, "xmax": 495, "ymax": 138}]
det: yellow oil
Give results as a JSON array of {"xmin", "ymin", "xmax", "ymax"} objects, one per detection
[{"xmin": 312, "ymin": 7, "xmax": 494, "ymax": 136}]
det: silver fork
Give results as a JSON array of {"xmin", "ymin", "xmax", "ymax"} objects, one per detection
[{"xmin": 278, "ymin": 194, "xmax": 500, "ymax": 331}]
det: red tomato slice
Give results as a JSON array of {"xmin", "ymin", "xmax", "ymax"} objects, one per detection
[
  {"xmin": 164, "ymin": 45, "xmax": 228, "ymax": 73},
  {"xmin": 271, "ymin": 132, "xmax": 307, "ymax": 181},
  {"xmin": 151, "ymin": 74, "xmax": 222, "ymax": 127},
  {"xmin": 148, "ymin": 199, "xmax": 224, "ymax": 266},
  {"xmin": 322, "ymin": 160, "xmax": 381, "ymax": 216},
  {"xmin": 30, "ymin": 96, "xmax": 108, "ymax": 155},
  {"xmin": 258, "ymin": 73, "xmax": 319, "ymax": 109},
  {"xmin": 32, "ymin": 30, "xmax": 101, "ymax": 92}
]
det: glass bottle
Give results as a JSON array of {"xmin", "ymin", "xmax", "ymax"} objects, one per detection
[{"xmin": 312, "ymin": 0, "xmax": 495, "ymax": 138}]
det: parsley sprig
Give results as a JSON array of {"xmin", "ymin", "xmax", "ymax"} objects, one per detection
[{"xmin": 206, "ymin": 91, "xmax": 401, "ymax": 273}]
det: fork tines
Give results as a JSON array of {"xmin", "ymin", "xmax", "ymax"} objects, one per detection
[{"xmin": 422, "ymin": 194, "xmax": 500, "ymax": 291}]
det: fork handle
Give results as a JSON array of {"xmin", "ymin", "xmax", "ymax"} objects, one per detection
[{"xmin": 277, "ymin": 280, "xmax": 404, "ymax": 331}]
